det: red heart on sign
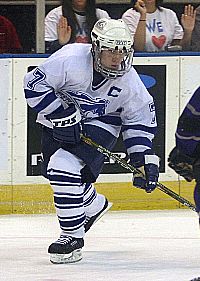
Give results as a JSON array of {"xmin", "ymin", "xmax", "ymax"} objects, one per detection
[{"xmin": 152, "ymin": 35, "xmax": 166, "ymax": 49}]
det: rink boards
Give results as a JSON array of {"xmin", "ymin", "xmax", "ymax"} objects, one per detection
[{"xmin": 0, "ymin": 54, "xmax": 199, "ymax": 214}]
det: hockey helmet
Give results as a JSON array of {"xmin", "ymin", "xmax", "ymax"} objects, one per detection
[{"xmin": 91, "ymin": 18, "xmax": 134, "ymax": 79}]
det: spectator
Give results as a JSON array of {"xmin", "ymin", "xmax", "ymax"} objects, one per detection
[
  {"xmin": 0, "ymin": 15, "xmax": 22, "ymax": 53},
  {"xmin": 122, "ymin": 1, "xmax": 196, "ymax": 52},
  {"xmin": 45, "ymin": 0, "xmax": 110, "ymax": 53},
  {"xmin": 191, "ymin": 5, "xmax": 200, "ymax": 51}
]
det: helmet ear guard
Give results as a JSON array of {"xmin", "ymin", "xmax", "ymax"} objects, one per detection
[{"xmin": 91, "ymin": 18, "xmax": 134, "ymax": 79}]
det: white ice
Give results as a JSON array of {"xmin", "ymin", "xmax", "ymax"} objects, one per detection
[{"xmin": 0, "ymin": 210, "xmax": 200, "ymax": 281}]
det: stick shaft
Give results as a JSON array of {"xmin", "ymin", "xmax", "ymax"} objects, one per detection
[{"xmin": 81, "ymin": 134, "xmax": 196, "ymax": 212}]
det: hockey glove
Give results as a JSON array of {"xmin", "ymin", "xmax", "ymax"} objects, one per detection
[
  {"xmin": 46, "ymin": 104, "xmax": 82, "ymax": 145},
  {"xmin": 131, "ymin": 152, "xmax": 159, "ymax": 193},
  {"xmin": 168, "ymin": 147, "xmax": 194, "ymax": 182}
]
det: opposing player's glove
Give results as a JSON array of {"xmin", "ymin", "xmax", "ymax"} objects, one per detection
[
  {"xmin": 131, "ymin": 152, "xmax": 159, "ymax": 193},
  {"xmin": 46, "ymin": 104, "xmax": 82, "ymax": 145},
  {"xmin": 168, "ymin": 147, "xmax": 195, "ymax": 182}
]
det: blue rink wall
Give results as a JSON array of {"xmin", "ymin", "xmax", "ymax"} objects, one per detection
[{"xmin": 0, "ymin": 53, "xmax": 199, "ymax": 214}]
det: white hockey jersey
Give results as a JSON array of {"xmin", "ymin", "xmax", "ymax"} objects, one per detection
[{"xmin": 24, "ymin": 43, "xmax": 157, "ymax": 155}]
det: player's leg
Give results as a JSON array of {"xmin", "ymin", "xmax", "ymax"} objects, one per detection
[
  {"xmin": 47, "ymin": 148, "xmax": 85, "ymax": 264},
  {"xmin": 40, "ymin": 126, "xmax": 60, "ymax": 178},
  {"xmin": 79, "ymin": 124, "xmax": 118, "ymax": 232},
  {"xmin": 83, "ymin": 183, "xmax": 113, "ymax": 233}
]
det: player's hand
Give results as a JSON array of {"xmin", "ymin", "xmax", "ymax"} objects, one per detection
[
  {"xmin": 181, "ymin": 5, "xmax": 196, "ymax": 32},
  {"xmin": 132, "ymin": 153, "xmax": 159, "ymax": 193},
  {"xmin": 57, "ymin": 16, "xmax": 72, "ymax": 45},
  {"xmin": 134, "ymin": 0, "xmax": 147, "ymax": 16},
  {"xmin": 46, "ymin": 104, "xmax": 82, "ymax": 145},
  {"xmin": 168, "ymin": 147, "xmax": 194, "ymax": 182}
]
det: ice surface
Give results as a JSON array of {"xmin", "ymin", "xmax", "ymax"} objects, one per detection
[{"xmin": 0, "ymin": 210, "xmax": 200, "ymax": 281}]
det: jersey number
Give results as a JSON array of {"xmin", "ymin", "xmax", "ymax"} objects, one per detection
[{"xmin": 27, "ymin": 68, "xmax": 46, "ymax": 90}]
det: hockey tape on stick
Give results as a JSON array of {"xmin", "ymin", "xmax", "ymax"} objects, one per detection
[{"xmin": 81, "ymin": 134, "xmax": 197, "ymax": 212}]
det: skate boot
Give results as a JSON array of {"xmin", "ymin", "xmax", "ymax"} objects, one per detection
[
  {"xmin": 84, "ymin": 198, "xmax": 113, "ymax": 233},
  {"xmin": 48, "ymin": 235, "xmax": 84, "ymax": 264}
]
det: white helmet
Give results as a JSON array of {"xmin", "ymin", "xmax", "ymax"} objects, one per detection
[{"xmin": 91, "ymin": 18, "xmax": 134, "ymax": 79}]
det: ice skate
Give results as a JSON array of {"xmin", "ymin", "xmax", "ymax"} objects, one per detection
[
  {"xmin": 48, "ymin": 235, "xmax": 84, "ymax": 264},
  {"xmin": 84, "ymin": 198, "xmax": 113, "ymax": 233}
]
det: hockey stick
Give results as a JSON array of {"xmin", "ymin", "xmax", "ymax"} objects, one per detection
[{"xmin": 81, "ymin": 134, "xmax": 197, "ymax": 212}]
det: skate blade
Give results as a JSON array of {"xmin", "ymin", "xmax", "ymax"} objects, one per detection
[{"xmin": 49, "ymin": 249, "xmax": 82, "ymax": 264}]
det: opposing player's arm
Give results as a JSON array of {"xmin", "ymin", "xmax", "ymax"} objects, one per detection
[{"xmin": 168, "ymin": 86, "xmax": 200, "ymax": 181}]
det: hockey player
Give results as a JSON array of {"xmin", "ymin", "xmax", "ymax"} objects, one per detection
[
  {"xmin": 168, "ymin": 86, "xmax": 200, "ymax": 220},
  {"xmin": 24, "ymin": 18, "xmax": 159, "ymax": 264}
]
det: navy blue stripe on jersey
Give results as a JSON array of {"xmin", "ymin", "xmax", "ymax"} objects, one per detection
[
  {"xmin": 124, "ymin": 137, "xmax": 152, "ymax": 149},
  {"xmin": 122, "ymin": 124, "xmax": 157, "ymax": 134},
  {"xmin": 95, "ymin": 115, "xmax": 122, "ymax": 126},
  {"xmin": 24, "ymin": 88, "xmax": 52, "ymax": 99},
  {"xmin": 32, "ymin": 92, "xmax": 58, "ymax": 113}
]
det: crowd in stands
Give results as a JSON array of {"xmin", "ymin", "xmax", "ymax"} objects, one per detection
[{"xmin": 0, "ymin": 0, "xmax": 200, "ymax": 54}]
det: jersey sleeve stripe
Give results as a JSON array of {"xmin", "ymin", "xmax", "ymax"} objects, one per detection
[
  {"xmin": 24, "ymin": 88, "xmax": 52, "ymax": 99},
  {"xmin": 124, "ymin": 136, "xmax": 152, "ymax": 149},
  {"xmin": 32, "ymin": 92, "xmax": 58, "ymax": 113}
]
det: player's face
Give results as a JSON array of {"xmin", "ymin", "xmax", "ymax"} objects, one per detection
[
  {"xmin": 100, "ymin": 49, "xmax": 125, "ymax": 70},
  {"xmin": 72, "ymin": 0, "xmax": 87, "ymax": 11}
]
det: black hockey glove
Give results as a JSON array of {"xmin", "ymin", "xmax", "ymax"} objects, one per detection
[
  {"xmin": 131, "ymin": 151, "xmax": 159, "ymax": 193},
  {"xmin": 168, "ymin": 147, "xmax": 194, "ymax": 182},
  {"xmin": 46, "ymin": 104, "xmax": 82, "ymax": 145}
]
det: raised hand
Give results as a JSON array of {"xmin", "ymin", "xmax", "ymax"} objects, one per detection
[
  {"xmin": 181, "ymin": 5, "xmax": 196, "ymax": 32},
  {"xmin": 57, "ymin": 16, "xmax": 72, "ymax": 45},
  {"xmin": 134, "ymin": 0, "xmax": 147, "ymax": 16}
]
